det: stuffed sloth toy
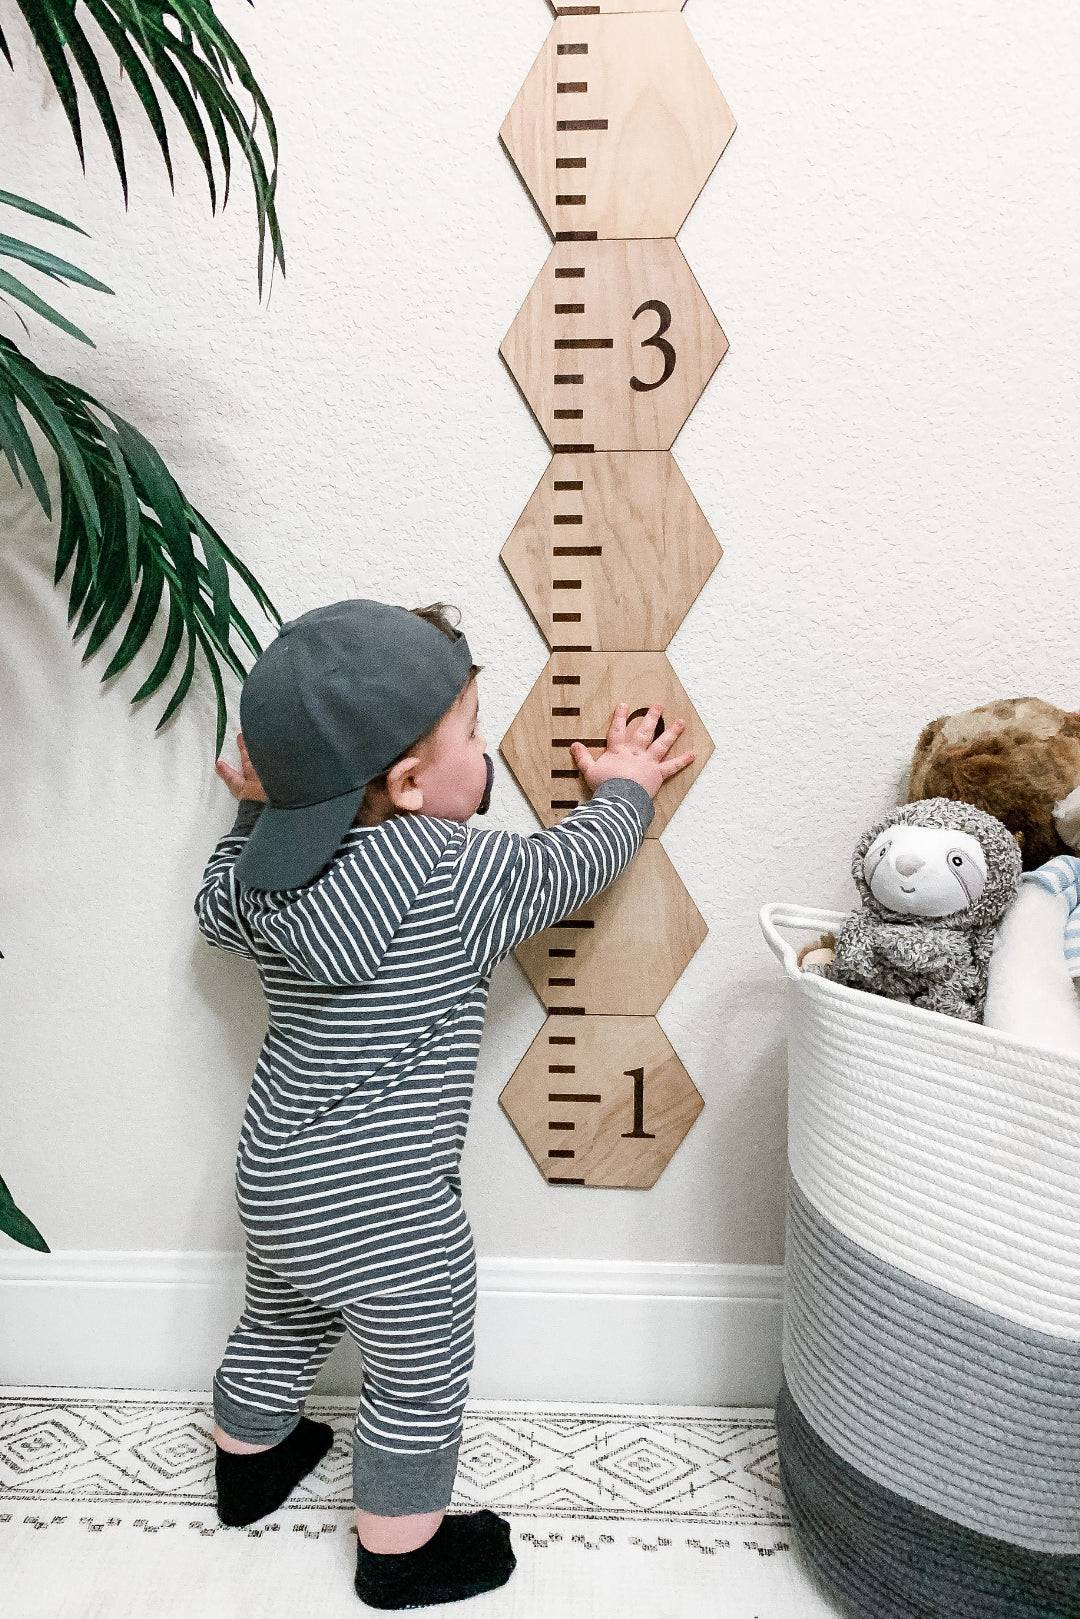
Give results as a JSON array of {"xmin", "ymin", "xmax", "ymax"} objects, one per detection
[{"xmin": 813, "ymin": 797, "xmax": 1022, "ymax": 1022}]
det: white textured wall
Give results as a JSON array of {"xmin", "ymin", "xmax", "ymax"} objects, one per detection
[{"xmin": 2, "ymin": 1, "xmax": 1078, "ymax": 1268}]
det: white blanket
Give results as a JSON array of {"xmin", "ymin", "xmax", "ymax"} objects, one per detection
[{"xmin": 983, "ymin": 882, "xmax": 1080, "ymax": 1056}]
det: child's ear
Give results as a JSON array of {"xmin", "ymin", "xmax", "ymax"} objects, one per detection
[{"xmin": 385, "ymin": 755, "xmax": 424, "ymax": 813}]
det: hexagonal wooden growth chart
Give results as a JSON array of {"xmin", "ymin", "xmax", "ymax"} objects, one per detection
[
  {"xmin": 501, "ymin": 453, "xmax": 721, "ymax": 653},
  {"xmin": 502, "ymin": 11, "xmax": 735, "ymax": 241},
  {"xmin": 498, "ymin": 0, "xmax": 733, "ymax": 1190}
]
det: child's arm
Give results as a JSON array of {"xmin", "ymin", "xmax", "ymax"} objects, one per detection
[
  {"xmin": 454, "ymin": 702, "xmax": 694, "ymax": 974},
  {"xmin": 193, "ymin": 799, "xmax": 263, "ymax": 956},
  {"xmin": 193, "ymin": 735, "xmax": 266, "ymax": 958}
]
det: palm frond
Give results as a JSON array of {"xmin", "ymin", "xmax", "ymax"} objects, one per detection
[
  {"xmin": 0, "ymin": 1171, "xmax": 49, "ymax": 1252},
  {"xmin": 9, "ymin": 1, "xmax": 283, "ymax": 293},
  {"xmin": 0, "ymin": 334, "xmax": 282, "ymax": 755},
  {"xmin": 0, "ymin": 190, "xmax": 114, "ymax": 348}
]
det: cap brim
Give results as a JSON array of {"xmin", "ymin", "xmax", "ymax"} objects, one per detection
[{"xmin": 235, "ymin": 784, "xmax": 368, "ymax": 892}]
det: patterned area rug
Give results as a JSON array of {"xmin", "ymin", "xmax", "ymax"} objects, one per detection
[{"xmin": 0, "ymin": 1388, "xmax": 843, "ymax": 1618}]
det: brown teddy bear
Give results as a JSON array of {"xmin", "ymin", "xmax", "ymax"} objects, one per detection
[{"xmin": 907, "ymin": 697, "xmax": 1080, "ymax": 871}]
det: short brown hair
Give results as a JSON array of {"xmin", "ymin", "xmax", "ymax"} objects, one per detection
[{"xmin": 358, "ymin": 602, "xmax": 481, "ymax": 814}]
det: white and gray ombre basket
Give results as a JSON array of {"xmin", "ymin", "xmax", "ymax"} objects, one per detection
[{"xmin": 761, "ymin": 904, "xmax": 1080, "ymax": 1619}]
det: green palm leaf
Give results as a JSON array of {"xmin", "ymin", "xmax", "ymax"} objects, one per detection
[
  {"xmin": 0, "ymin": 1172, "xmax": 49, "ymax": 1252},
  {"xmin": 0, "ymin": 334, "xmax": 282, "ymax": 756},
  {"xmin": 8, "ymin": 1, "xmax": 284, "ymax": 292}
]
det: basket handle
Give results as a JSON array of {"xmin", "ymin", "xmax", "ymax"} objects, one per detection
[{"xmin": 759, "ymin": 903, "xmax": 849, "ymax": 976}]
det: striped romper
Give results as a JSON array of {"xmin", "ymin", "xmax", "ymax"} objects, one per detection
[{"xmin": 193, "ymin": 775, "xmax": 653, "ymax": 1513}]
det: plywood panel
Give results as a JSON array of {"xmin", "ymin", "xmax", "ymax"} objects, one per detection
[
  {"xmin": 502, "ymin": 13, "xmax": 735, "ymax": 240},
  {"xmin": 550, "ymin": 1, "xmax": 688, "ymax": 14},
  {"xmin": 500, "ymin": 1013, "xmax": 704, "ymax": 1189},
  {"xmin": 514, "ymin": 839, "xmax": 706, "ymax": 1015},
  {"xmin": 500, "ymin": 238, "xmax": 728, "ymax": 452},
  {"xmin": 500, "ymin": 648, "xmax": 714, "ymax": 837},
  {"xmin": 500, "ymin": 451, "xmax": 721, "ymax": 651}
]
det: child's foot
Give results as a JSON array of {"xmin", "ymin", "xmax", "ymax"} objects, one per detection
[
  {"xmin": 215, "ymin": 1416, "xmax": 334, "ymax": 1526},
  {"xmin": 354, "ymin": 1510, "xmax": 516, "ymax": 1609}
]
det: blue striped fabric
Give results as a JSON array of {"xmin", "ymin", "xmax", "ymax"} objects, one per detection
[
  {"xmin": 1025, "ymin": 854, "xmax": 1080, "ymax": 976},
  {"xmin": 194, "ymin": 776, "xmax": 652, "ymax": 1511}
]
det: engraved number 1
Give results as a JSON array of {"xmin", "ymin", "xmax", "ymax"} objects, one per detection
[{"xmin": 621, "ymin": 1067, "xmax": 656, "ymax": 1140}]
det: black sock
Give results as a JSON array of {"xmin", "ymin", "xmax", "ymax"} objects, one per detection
[
  {"xmin": 215, "ymin": 1416, "xmax": 334, "ymax": 1527},
  {"xmin": 354, "ymin": 1510, "xmax": 516, "ymax": 1610}
]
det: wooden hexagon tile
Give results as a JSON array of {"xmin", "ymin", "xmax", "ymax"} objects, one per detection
[
  {"xmin": 498, "ymin": 0, "xmax": 731, "ymax": 1190},
  {"xmin": 549, "ymin": 1, "xmax": 689, "ymax": 19},
  {"xmin": 500, "ymin": 452, "xmax": 722, "ymax": 652},
  {"xmin": 514, "ymin": 841, "xmax": 707, "ymax": 1017},
  {"xmin": 502, "ymin": 12, "xmax": 735, "ymax": 240},
  {"xmin": 501, "ymin": 650, "xmax": 714, "ymax": 837},
  {"xmin": 500, "ymin": 1014, "xmax": 704, "ymax": 1190},
  {"xmin": 500, "ymin": 239, "xmax": 728, "ymax": 453}
]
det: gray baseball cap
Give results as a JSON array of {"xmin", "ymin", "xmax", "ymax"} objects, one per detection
[{"xmin": 234, "ymin": 599, "xmax": 489, "ymax": 891}]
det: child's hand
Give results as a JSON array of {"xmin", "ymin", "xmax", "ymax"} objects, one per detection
[
  {"xmin": 570, "ymin": 703, "xmax": 695, "ymax": 800},
  {"xmin": 216, "ymin": 732, "xmax": 268, "ymax": 802}
]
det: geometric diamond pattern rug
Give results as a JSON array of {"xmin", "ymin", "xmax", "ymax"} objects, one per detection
[
  {"xmin": 0, "ymin": 1390, "xmax": 786, "ymax": 1524},
  {"xmin": 0, "ymin": 1389, "xmax": 844, "ymax": 1619}
]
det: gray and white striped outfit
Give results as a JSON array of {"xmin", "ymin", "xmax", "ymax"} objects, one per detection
[{"xmin": 194, "ymin": 776, "xmax": 653, "ymax": 1512}]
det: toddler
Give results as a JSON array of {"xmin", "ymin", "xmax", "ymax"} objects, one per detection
[{"xmin": 194, "ymin": 597, "xmax": 694, "ymax": 1608}]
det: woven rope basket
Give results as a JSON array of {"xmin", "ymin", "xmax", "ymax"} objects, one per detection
[{"xmin": 761, "ymin": 905, "xmax": 1080, "ymax": 1618}]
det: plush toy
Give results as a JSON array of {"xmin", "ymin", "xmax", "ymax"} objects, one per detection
[
  {"xmin": 813, "ymin": 798, "xmax": 1022, "ymax": 1022},
  {"xmin": 907, "ymin": 697, "xmax": 1080, "ymax": 870},
  {"xmin": 983, "ymin": 868, "xmax": 1080, "ymax": 1056}
]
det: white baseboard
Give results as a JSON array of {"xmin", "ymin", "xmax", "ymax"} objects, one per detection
[{"xmin": 0, "ymin": 1250, "xmax": 783, "ymax": 1407}]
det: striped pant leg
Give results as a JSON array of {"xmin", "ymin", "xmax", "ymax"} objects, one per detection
[
  {"xmin": 344, "ymin": 1197, "xmax": 478, "ymax": 1514},
  {"xmin": 213, "ymin": 1240, "xmax": 347, "ymax": 1446}
]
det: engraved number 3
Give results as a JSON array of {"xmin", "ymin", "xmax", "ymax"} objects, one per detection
[{"xmin": 630, "ymin": 299, "xmax": 676, "ymax": 393}]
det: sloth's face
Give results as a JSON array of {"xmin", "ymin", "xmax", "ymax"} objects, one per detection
[{"xmin": 863, "ymin": 824, "xmax": 988, "ymax": 918}]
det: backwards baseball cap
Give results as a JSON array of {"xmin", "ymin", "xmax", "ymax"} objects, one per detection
[{"xmin": 234, "ymin": 599, "xmax": 490, "ymax": 892}]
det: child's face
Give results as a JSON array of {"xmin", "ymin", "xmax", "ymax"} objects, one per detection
[{"xmin": 408, "ymin": 676, "xmax": 489, "ymax": 821}]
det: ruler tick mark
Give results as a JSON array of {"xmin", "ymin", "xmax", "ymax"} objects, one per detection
[
  {"xmin": 554, "ymin": 374, "xmax": 584, "ymax": 385},
  {"xmin": 553, "ymin": 479, "xmax": 584, "ymax": 491},
  {"xmin": 556, "ymin": 157, "xmax": 587, "ymax": 170},
  {"xmin": 556, "ymin": 196, "xmax": 587, "ymax": 208},
  {"xmin": 557, "ymin": 119, "xmax": 607, "ymax": 132},
  {"xmin": 549, "ymin": 1093, "xmax": 601, "ymax": 1104},
  {"xmin": 558, "ymin": 42, "xmax": 589, "ymax": 55},
  {"xmin": 554, "ymin": 302, "xmax": 585, "ymax": 314},
  {"xmin": 553, "ymin": 513, "xmax": 583, "ymax": 523},
  {"xmin": 554, "ymin": 267, "xmax": 585, "ymax": 279},
  {"xmin": 557, "ymin": 82, "xmax": 588, "ymax": 94},
  {"xmin": 554, "ymin": 338, "xmax": 611, "ymax": 349},
  {"xmin": 554, "ymin": 545, "xmax": 601, "ymax": 556}
]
